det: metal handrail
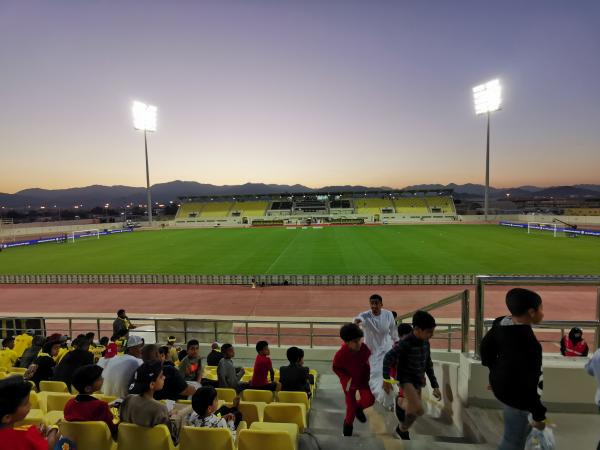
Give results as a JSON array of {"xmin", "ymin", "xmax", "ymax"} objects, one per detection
[
  {"xmin": 475, "ymin": 275, "xmax": 600, "ymax": 359},
  {"xmin": 397, "ymin": 289, "xmax": 470, "ymax": 353}
]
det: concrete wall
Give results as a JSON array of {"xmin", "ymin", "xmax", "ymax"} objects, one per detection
[
  {"xmin": 459, "ymin": 353, "xmax": 597, "ymax": 413},
  {"xmin": 0, "ymin": 222, "xmax": 124, "ymax": 239}
]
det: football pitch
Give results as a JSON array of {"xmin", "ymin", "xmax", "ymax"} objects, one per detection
[{"xmin": 0, "ymin": 224, "xmax": 599, "ymax": 275}]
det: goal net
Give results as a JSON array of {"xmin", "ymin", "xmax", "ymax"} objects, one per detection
[
  {"xmin": 527, "ymin": 222, "xmax": 562, "ymax": 237},
  {"xmin": 69, "ymin": 229, "xmax": 100, "ymax": 243}
]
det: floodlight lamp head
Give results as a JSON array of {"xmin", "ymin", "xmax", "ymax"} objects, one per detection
[
  {"xmin": 132, "ymin": 100, "xmax": 157, "ymax": 131},
  {"xmin": 473, "ymin": 79, "xmax": 502, "ymax": 115}
]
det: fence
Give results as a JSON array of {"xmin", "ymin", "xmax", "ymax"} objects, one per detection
[{"xmin": 2, "ymin": 273, "xmax": 600, "ymax": 286}]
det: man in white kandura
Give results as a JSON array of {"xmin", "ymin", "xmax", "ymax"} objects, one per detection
[{"xmin": 354, "ymin": 294, "xmax": 399, "ymax": 408}]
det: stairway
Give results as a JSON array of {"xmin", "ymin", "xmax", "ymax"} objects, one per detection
[{"xmin": 301, "ymin": 375, "xmax": 496, "ymax": 450}]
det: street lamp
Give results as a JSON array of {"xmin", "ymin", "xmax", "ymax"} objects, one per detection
[
  {"xmin": 132, "ymin": 100, "xmax": 157, "ymax": 226},
  {"xmin": 473, "ymin": 79, "xmax": 502, "ymax": 221}
]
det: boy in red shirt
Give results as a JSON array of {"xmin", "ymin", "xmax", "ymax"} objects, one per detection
[
  {"xmin": 250, "ymin": 341, "xmax": 279, "ymax": 392},
  {"xmin": 0, "ymin": 375, "xmax": 60, "ymax": 450},
  {"xmin": 332, "ymin": 323, "xmax": 375, "ymax": 437},
  {"xmin": 64, "ymin": 364, "xmax": 118, "ymax": 438}
]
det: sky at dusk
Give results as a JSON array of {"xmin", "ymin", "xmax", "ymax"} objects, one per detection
[{"xmin": 1, "ymin": 0, "xmax": 599, "ymax": 193}]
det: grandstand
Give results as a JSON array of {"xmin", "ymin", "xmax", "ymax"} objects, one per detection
[{"xmin": 174, "ymin": 189, "xmax": 458, "ymax": 226}]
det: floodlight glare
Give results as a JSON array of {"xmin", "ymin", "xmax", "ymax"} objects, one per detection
[
  {"xmin": 473, "ymin": 79, "xmax": 501, "ymax": 115},
  {"xmin": 132, "ymin": 101, "xmax": 157, "ymax": 131}
]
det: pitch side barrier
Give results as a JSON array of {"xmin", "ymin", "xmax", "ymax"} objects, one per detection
[
  {"xmin": 0, "ymin": 228, "xmax": 134, "ymax": 250},
  {"xmin": 499, "ymin": 221, "xmax": 600, "ymax": 237}
]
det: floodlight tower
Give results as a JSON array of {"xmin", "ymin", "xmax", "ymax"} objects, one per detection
[
  {"xmin": 132, "ymin": 101, "xmax": 157, "ymax": 226},
  {"xmin": 472, "ymin": 79, "xmax": 502, "ymax": 221}
]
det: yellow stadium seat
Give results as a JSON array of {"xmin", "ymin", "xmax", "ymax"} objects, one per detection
[
  {"xmin": 277, "ymin": 391, "xmax": 310, "ymax": 410},
  {"xmin": 117, "ymin": 423, "xmax": 176, "ymax": 450},
  {"xmin": 29, "ymin": 391, "xmax": 40, "ymax": 409},
  {"xmin": 39, "ymin": 380, "xmax": 69, "ymax": 393},
  {"xmin": 180, "ymin": 426, "xmax": 235, "ymax": 450},
  {"xmin": 0, "ymin": 372, "xmax": 6, "ymax": 379},
  {"xmin": 224, "ymin": 401, "xmax": 265, "ymax": 426},
  {"xmin": 44, "ymin": 392, "xmax": 74, "ymax": 413},
  {"xmin": 242, "ymin": 389, "xmax": 274, "ymax": 403},
  {"xmin": 93, "ymin": 394, "xmax": 117, "ymax": 404},
  {"xmin": 240, "ymin": 423, "xmax": 298, "ymax": 450},
  {"xmin": 8, "ymin": 367, "xmax": 27, "ymax": 374},
  {"xmin": 263, "ymin": 403, "xmax": 306, "ymax": 432},
  {"xmin": 59, "ymin": 421, "xmax": 116, "ymax": 450},
  {"xmin": 215, "ymin": 388, "xmax": 237, "ymax": 403},
  {"xmin": 44, "ymin": 410, "xmax": 64, "ymax": 426},
  {"xmin": 15, "ymin": 409, "xmax": 44, "ymax": 427}
]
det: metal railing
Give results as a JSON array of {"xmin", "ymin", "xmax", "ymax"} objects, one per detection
[
  {"xmin": 1, "ymin": 315, "xmax": 469, "ymax": 351},
  {"xmin": 396, "ymin": 289, "xmax": 470, "ymax": 352},
  {"xmin": 474, "ymin": 275, "xmax": 600, "ymax": 359}
]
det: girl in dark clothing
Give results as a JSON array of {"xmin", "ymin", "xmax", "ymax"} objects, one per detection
[{"xmin": 30, "ymin": 340, "xmax": 60, "ymax": 390}]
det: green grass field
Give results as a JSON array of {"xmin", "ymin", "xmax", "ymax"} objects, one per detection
[{"xmin": 0, "ymin": 225, "xmax": 599, "ymax": 275}]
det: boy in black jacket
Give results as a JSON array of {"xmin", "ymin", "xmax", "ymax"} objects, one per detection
[
  {"xmin": 382, "ymin": 310, "xmax": 441, "ymax": 440},
  {"xmin": 481, "ymin": 288, "xmax": 546, "ymax": 450}
]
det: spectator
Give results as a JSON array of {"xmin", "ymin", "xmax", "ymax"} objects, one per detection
[
  {"xmin": 217, "ymin": 344, "xmax": 247, "ymax": 392},
  {"xmin": 101, "ymin": 335, "xmax": 144, "ymax": 398},
  {"xmin": 185, "ymin": 386, "xmax": 243, "ymax": 440},
  {"xmin": 178, "ymin": 340, "xmax": 202, "ymax": 385},
  {"xmin": 112, "ymin": 309, "xmax": 136, "ymax": 339},
  {"xmin": 280, "ymin": 346, "xmax": 313, "ymax": 398},
  {"xmin": 560, "ymin": 327, "xmax": 589, "ymax": 357},
  {"xmin": 30, "ymin": 340, "xmax": 61, "ymax": 390},
  {"xmin": 165, "ymin": 336, "xmax": 180, "ymax": 363},
  {"xmin": 13, "ymin": 331, "xmax": 34, "ymax": 359},
  {"xmin": 53, "ymin": 336, "xmax": 94, "ymax": 391},
  {"xmin": 120, "ymin": 361, "xmax": 181, "ymax": 444},
  {"xmin": 0, "ymin": 337, "xmax": 19, "ymax": 371},
  {"xmin": 250, "ymin": 341, "xmax": 279, "ymax": 392},
  {"xmin": 64, "ymin": 364, "xmax": 118, "ymax": 438},
  {"xmin": 585, "ymin": 348, "xmax": 600, "ymax": 410},
  {"xmin": 0, "ymin": 376, "xmax": 60, "ymax": 449},
  {"xmin": 85, "ymin": 332, "xmax": 97, "ymax": 348},
  {"xmin": 481, "ymin": 288, "xmax": 547, "ymax": 450},
  {"xmin": 390, "ymin": 323, "xmax": 414, "ymax": 418},
  {"xmin": 383, "ymin": 313, "xmax": 440, "ymax": 440},
  {"xmin": 206, "ymin": 342, "xmax": 224, "ymax": 367},
  {"xmin": 148, "ymin": 345, "xmax": 196, "ymax": 401},
  {"xmin": 332, "ymin": 323, "xmax": 374, "ymax": 437},
  {"xmin": 99, "ymin": 336, "xmax": 109, "ymax": 348},
  {"xmin": 53, "ymin": 335, "xmax": 71, "ymax": 364},
  {"xmin": 19, "ymin": 335, "xmax": 45, "ymax": 369}
]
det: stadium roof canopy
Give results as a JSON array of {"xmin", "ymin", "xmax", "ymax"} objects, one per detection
[{"xmin": 179, "ymin": 189, "xmax": 454, "ymax": 202}]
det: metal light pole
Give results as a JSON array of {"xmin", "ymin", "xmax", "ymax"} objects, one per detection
[
  {"xmin": 133, "ymin": 101, "xmax": 157, "ymax": 227},
  {"xmin": 473, "ymin": 79, "xmax": 502, "ymax": 222},
  {"xmin": 144, "ymin": 129, "xmax": 153, "ymax": 226}
]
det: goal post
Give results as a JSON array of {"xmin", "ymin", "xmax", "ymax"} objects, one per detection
[
  {"xmin": 527, "ymin": 222, "xmax": 560, "ymax": 237},
  {"xmin": 69, "ymin": 229, "xmax": 100, "ymax": 243}
]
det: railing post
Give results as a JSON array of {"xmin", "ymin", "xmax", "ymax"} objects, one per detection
[
  {"xmin": 96, "ymin": 319, "xmax": 101, "ymax": 340},
  {"xmin": 596, "ymin": 287, "xmax": 600, "ymax": 351},
  {"xmin": 277, "ymin": 322, "xmax": 281, "ymax": 347},
  {"xmin": 245, "ymin": 322, "xmax": 249, "ymax": 346},
  {"xmin": 447, "ymin": 324, "xmax": 451, "ymax": 351},
  {"xmin": 183, "ymin": 319, "xmax": 188, "ymax": 344},
  {"xmin": 474, "ymin": 277, "xmax": 485, "ymax": 359},
  {"xmin": 68, "ymin": 318, "xmax": 73, "ymax": 338},
  {"xmin": 214, "ymin": 321, "xmax": 218, "ymax": 343},
  {"xmin": 461, "ymin": 289, "xmax": 470, "ymax": 353},
  {"xmin": 309, "ymin": 323, "xmax": 314, "ymax": 349}
]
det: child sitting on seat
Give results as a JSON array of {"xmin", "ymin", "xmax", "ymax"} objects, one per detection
[
  {"xmin": 0, "ymin": 375, "xmax": 60, "ymax": 449},
  {"xmin": 280, "ymin": 346, "xmax": 313, "ymax": 398},
  {"xmin": 63, "ymin": 364, "xmax": 118, "ymax": 438},
  {"xmin": 250, "ymin": 341, "xmax": 279, "ymax": 392},
  {"xmin": 185, "ymin": 386, "xmax": 242, "ymax": 440},
  {"xmin": 120, "ymin": 361, "xmax": 182, "ymax": 445}
]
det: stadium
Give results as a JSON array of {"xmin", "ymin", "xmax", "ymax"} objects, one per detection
[{"xmin": 2, "ymin": 2, "xmax": 600, "ymax": 450}]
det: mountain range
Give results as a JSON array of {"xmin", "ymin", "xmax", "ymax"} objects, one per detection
[{"xmin": 1, "ymin": 181, "xmax": 599, "ymax": 209}]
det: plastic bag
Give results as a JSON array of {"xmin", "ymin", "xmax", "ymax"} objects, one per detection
[
  {"xmin": 525, "ymin": 427, "xmax": 556, "ymax": 450},
  {"xmin": 423, "ymin": 394, "xmax": 443, "ymax": 419}
]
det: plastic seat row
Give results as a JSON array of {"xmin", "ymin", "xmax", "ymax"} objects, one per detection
[{"xmin": 58, "ymin": 421, "xmax": 298, "ymax": 450}]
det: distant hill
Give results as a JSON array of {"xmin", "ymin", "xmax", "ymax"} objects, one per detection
[{"xmin": 1, "ymin": 181, "xmax": 599, "ymax": 209}]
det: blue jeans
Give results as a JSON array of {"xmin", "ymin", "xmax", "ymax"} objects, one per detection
[{"xmin": 498, "ymin": 404, "xmax": 531, "ymax": 450}]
